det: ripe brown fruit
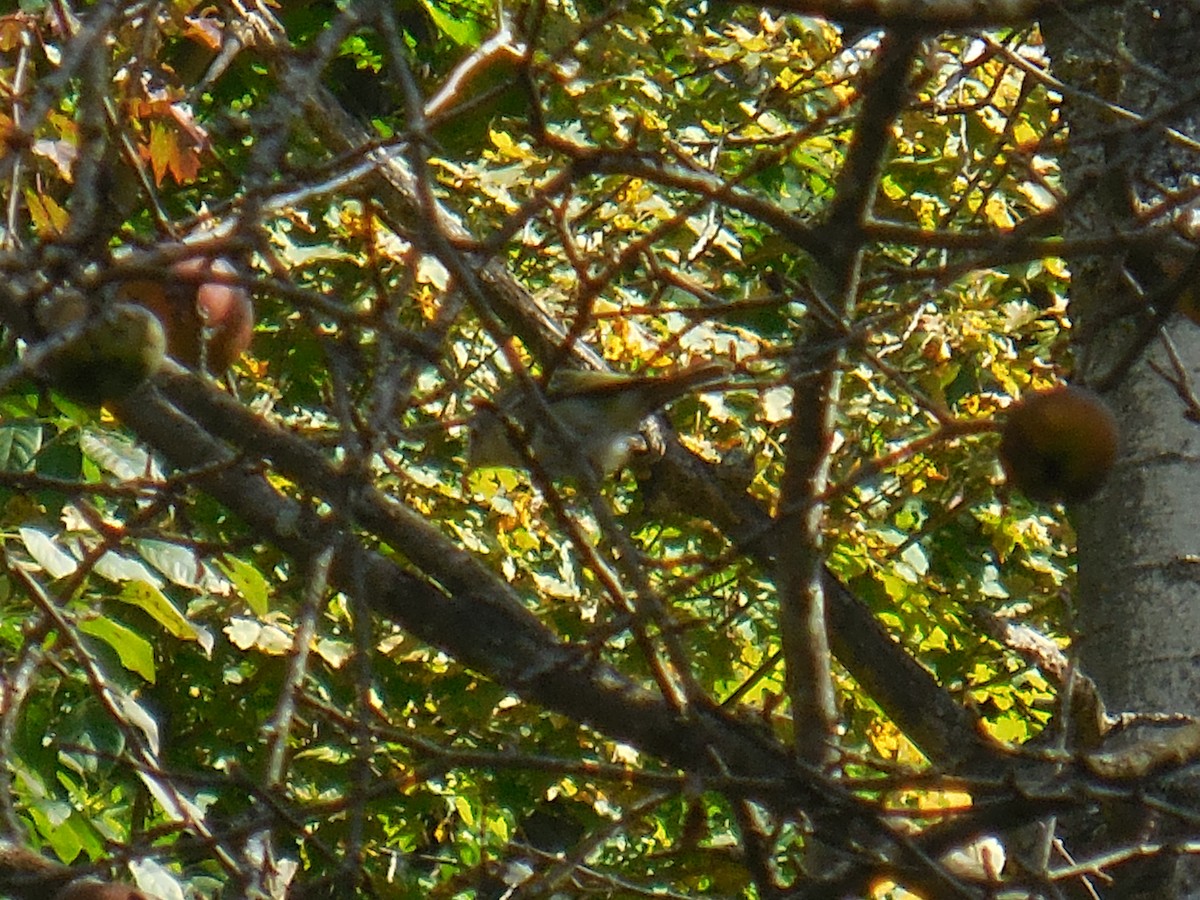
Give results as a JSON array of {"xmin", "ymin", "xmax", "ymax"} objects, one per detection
[
  {"xmin": 41, "ymin": 304, "xmax": 167, "ymax": 405},
  {"xmin": 999, "ymin": 385, "xmax": 1119, "ymax": 503},
  {"xmin": 121, "ymin": 256, "xmax": 253, "ymax": 372}
]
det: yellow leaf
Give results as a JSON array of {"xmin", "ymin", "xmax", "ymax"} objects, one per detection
[
  {"xmin": 983, "ymin": 194, "xmax": 1015, "ymax": 228},
  {"xmin": 118, "ymin": 580, "xmax": 200, "ymax": 642},
  {"xmin": 454, "ymin": 795, "xmax": 475, "ymax": 827},
  {"xmin": 24, "ymin": 189, "xmax": 68, "ymax": 237}
]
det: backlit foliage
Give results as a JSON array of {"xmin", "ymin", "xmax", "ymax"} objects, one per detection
[{"xmin": 0, "ymin": 2, "xmax": 1154, "ymax": 898}]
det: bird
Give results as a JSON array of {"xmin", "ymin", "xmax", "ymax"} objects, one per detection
[
  {"xmin": 467, "ymin": 362, "xmax": 729, "ymax": 479},
  {"xmin": 40, "ymin": 304, "xmax": 167, "ymax": 405}
]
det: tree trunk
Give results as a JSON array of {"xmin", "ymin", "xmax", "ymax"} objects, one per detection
[{"xmin": 1044, "ymin": 5, "xmax": 1200, "ymax": 897}]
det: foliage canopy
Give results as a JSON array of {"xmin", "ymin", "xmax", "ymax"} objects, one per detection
[{"xmin": 0, "ymin": 1, "xmax": 1178, "ymax": 898}]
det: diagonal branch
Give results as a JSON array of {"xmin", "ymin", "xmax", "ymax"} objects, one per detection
[{"xmin": 104, "ymin": 369, "xmax": 1000, "ymax": 899}]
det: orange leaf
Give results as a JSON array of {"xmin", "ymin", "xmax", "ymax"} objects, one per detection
[
  {"xmin": 183, "ymin": 14, "xmax": 225, "ymax": 51},
  {"xmin": 0, "ymin": 13, "xmax": 29, "ymax": 52},
  {"xmin": 168, "ymin": 139, "xmax": 203, "ymax": 184}
]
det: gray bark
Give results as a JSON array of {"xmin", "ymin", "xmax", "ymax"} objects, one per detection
[{"xmin": 1045, "ymin": 3, "xmax": 1200, "ymax": 896}]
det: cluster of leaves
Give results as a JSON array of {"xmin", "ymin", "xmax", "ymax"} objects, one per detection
[{"xmin": 0, "ymin": 1, "xmax": 1090, "ymax": 897}]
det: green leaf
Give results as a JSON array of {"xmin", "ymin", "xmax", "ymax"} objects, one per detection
[
  {"xmin": 215, "ymin": 555, "xmax": 272, "ymax": 616},
  {"xmin": 420, "ymin": 0, "xmax": 485, "ymax": 46},
  {"xmin": 0, "ymin": 422, "xmax": 41, "ymax": 470},
  {"xmin": 79, "ymin": 615, "xmax": 156, "ymax": 682},
  {"xmin": 117, "ymin": 580, "xmax": 212, "ymax": 653},
  {"xmin": 30, "ymin": 806, "xmax": 85, "ymax": 864}
]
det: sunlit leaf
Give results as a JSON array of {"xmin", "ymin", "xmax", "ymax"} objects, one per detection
[
  {"xmin": 79, "ymin": 614, "xmax": 157, "ymax": 683},
  {"xmin": 215, "ymin": 555, "xmax": 272, "ymax": 616},
  {"xmin": 117, "ymin": 580, "xmax": 205, "ymax": 645},
  {"xmin": 20, "ymin": 527, "xmax": 77, "ymax": 579}
]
